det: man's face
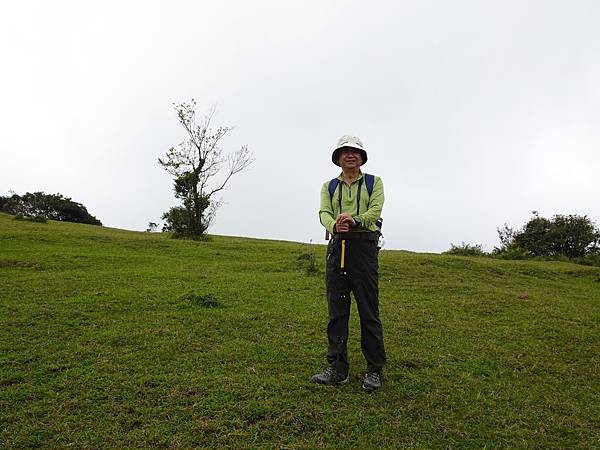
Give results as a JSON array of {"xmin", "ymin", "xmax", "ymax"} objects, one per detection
[{"xmin": 338, "ymin": 148, "xmax": 363, "ymax": 169}]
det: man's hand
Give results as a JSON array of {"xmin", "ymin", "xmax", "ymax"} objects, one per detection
[{"xmin": 336, "ymin": 213, "xmax": 356, "ymax": 233}]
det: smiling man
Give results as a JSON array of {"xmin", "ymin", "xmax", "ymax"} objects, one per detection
[{"xmin": 312, "ymin": 135, "xmax": 386, "ymax": 392}]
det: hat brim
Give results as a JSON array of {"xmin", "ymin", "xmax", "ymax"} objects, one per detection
[{"xmin": 332, "ymin": 146, "xmax": 368, "ymax": 167}]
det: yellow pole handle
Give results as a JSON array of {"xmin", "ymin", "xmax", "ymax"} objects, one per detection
[{"xmin": 340, "ymin": 239, "xmax": 346, "ymax": 269}]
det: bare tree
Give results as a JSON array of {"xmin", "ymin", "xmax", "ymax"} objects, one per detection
[{"xmin": 158, "ymin": 100, "xmax": 254, "ymax": 239}]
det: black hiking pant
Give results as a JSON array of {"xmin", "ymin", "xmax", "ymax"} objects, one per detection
[{"xmin": 325, "ymin": 233, "xmax": 386, "ymax": 376}]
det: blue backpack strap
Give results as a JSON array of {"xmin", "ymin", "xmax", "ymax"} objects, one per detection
[
  {"xmin": 328, "ymin": 178, "xmax": 339, "ymax": 199},
  {"xmin": 364, "ymin": 173, "xmax": 375, "ymax": 196},
  {"xmin": 331, "ymin": 175, "xmax": 373, "ymax": 198},
  {"xmin": 364, "ymin": 174, "xmax": 383, "ymax": 235}
]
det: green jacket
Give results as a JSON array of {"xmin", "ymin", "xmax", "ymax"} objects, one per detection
[{"xmin": 319, "ymin": 172, "xmax": 384, "ymax": 234}]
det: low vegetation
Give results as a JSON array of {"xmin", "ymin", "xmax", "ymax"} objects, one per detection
[
  {"xmin": 0, "ymin": 192, "xmax": 101, "ymax": 225},
  {"xmin": 443, "ymin": 242, "xmax": 485, "ymax": 256},
  {"xmin": 1, "ymin": 213, "xmax": 599, "ymax": 448},
  {"xmin": 447, "ymin": 212, "xmax": 600, "ymax": 267}
]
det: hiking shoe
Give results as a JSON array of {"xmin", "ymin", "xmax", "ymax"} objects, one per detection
[
  {"xmin": 310, "ymin": 367, "xmax": 349, "ymax": 385},
  {"xmin": 362, "ymin": 371, "xmax": 382, "ymax": 391}
]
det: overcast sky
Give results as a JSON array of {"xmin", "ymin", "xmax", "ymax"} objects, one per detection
[{"xmin": 1, "ymin": 0, "xmax": 599, "ymax": 252}]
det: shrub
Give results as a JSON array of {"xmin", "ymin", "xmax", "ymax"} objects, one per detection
[
  {"xmin": 161, "ymin": 206, "xmax": 208, "ymax": 240},
  {"xmin": 297, "ymin": 252, "xmax": 320, "ymax": 275},
  {"xmin": 495, "ymin": 212, "xmax": 600, "ymax": 267},
  {"xmin": 444, "ymin": 242, "xmax": 486, "ymax": 256},
  {"xmin": 179, "ymin": 291, "xmax": 222, "ymax": 307},
  {"xmin": 297, "ymin": 240, "xmax": 320, "ymax": 275},
  {"xmin": 491, "ymin": 244, "xmax": 531, "ymax": 260},
  {"xmin": 573, "ymin": 252, "xmax": 600, "ymax": 267},
  {"xmin": 499, "ymin": 212, "xmax": 599, "ymax": 259},
  {"xmin": 13, "ymin": 214, "xmax": 47, "ymax": 223},
  {"xmin": 1, "ymin": 192, "xmax": 101, "ymax": 225}
]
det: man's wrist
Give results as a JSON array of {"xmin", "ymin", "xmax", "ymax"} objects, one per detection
[{"xmin": 352, "ymin": 217, "xmax": 361, "ymax": 228}]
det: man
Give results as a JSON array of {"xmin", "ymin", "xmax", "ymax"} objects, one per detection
[{"xmin": 311, "ymin": 134, "xmax": 386, "ymax": 392}]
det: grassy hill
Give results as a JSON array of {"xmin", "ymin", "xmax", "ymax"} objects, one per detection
[{"xmin": 1, "ymin": 212, "xmax": 599, "ymax": 448}]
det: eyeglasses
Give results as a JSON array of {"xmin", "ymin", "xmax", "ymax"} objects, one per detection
[{"xmin": 340, "ymin": 148, "xmax": 361, "ymax": 155}]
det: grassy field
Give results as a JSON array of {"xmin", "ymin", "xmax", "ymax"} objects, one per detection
[{"xmin": 1, "ymin": 212, "xmax": 599, "ymax": 449}]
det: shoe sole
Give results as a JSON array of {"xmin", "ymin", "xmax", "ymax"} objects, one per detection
[{"xmin": 362, "ymin": 383, "xmax": 381, "ymax": 392}]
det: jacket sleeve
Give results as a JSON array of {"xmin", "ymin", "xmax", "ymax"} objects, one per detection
[
  {"xmin": 319, "ymin": 182, "xmax": 336, "ymax": 234},
  {"xmin": 356, "ymin": 176, "xmax": 384, "ymax": 229}
]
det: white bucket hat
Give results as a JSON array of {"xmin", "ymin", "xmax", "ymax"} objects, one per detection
[{"xmin": 331, "ymin": 134, "xmax": 368, "ymax": 166}]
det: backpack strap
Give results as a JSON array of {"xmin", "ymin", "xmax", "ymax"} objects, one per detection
[
  {"xmin": 330, "ymin": 174, "xmax": 375, "ymax": 199},
  {"xmin": 328, "ymin": 178, "xmax": 343, "ymax": 215},
  {"xmin": 364, "ymin": 174, "xmax": 383, "ymax": 236},
  {"xmin": 364, "ymin": 173, "xmax": 375, "ymax": 196},
  {"xmin": 328, "ymin": 178, "xmax": 339, "ymax": 199}
]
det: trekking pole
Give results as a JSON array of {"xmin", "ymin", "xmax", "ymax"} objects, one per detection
[{"xmin": 340, "ymin": 239, "xmax": 346, "ymax": 275}]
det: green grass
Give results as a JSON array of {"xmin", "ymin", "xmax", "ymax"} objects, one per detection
[{"xmin": 1, "ymin": 212, "xmax": 599, "ymax": 448}]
